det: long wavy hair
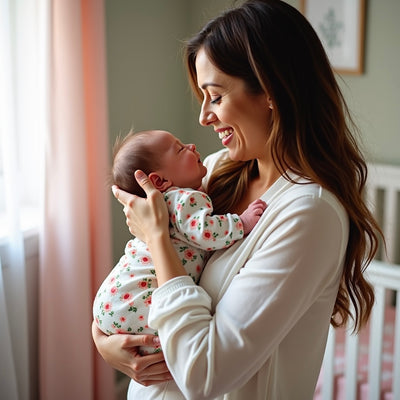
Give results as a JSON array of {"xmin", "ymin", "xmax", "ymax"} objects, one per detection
[{"xmin": 184, "ymin": 0, "xmax": 382, "ymax": 332}]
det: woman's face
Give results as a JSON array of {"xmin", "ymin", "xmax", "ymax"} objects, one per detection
[{"xmin": 196, "ymin": 48, "xmax": 272, "ymax": 162}]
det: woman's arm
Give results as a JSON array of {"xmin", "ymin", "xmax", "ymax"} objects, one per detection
[
  {"xmin": 91, "ymin": 321, "xmax": 172, "ymax": 385},
  {"xmin": 148, "ymin": 191, "xmax": 348, "ymax": 398},
  {"xmin": 114, "ymin": 170, "xmax": 347, "ymax": 399}
]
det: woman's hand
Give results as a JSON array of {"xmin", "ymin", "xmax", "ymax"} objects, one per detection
[
  {"xmin": 91, "ymin": 321, "xmax": 172, "ymax": 386},
  {"xmin": 112, "ymin": 170, "xmax": 169, "ymax": 243}
]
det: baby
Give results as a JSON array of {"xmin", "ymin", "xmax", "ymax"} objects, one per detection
[{"xmin": 93, "ymin": 129, "xmax": 266, "ymax": 353}]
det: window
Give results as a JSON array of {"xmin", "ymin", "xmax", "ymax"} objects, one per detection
[{"xmin": 0, "ymin": 0, "xmax": 48, "ymax": 241}]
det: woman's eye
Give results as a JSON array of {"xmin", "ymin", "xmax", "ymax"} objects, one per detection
[{"xmin": 211, "ymin": 96, "xmax": 222, "ymax": 104}]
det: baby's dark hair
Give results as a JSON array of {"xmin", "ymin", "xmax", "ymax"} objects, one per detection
[{"xmin": 111, "ymin": 130, "xmax": 163, "ymax": 197}]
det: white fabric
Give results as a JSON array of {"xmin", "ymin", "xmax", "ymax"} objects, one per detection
[
  {"xmin": 129, "ymin": 149, "xmax": 349, "ymax": 400},
  {"xmin": 0, "ymin": 0, "xmax": 48, "ymax": 398}
]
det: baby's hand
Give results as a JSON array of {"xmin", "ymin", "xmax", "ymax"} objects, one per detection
[{"xmin": 239, "ymin": 199, "xmax": 267, "ymax": 235}]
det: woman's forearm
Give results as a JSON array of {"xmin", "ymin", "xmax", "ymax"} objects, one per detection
[{"xmin": 148, "ymin": 231, "xmax": 187, "ymax": 285}]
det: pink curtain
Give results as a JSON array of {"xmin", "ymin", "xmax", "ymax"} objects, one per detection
[{"xmin": 39, "ymin": 0, "xmax": 115, "ymax": 399}]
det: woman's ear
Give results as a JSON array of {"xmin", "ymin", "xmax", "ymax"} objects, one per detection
[{"xmin": 148, "ymin": 172, "xmax": 173, "ymax": 192}]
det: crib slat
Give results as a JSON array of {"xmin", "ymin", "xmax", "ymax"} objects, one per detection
[
  {"xmin": 383, "ymin": 188, "xmax": 397, "ymax": 263},
  {"xmin": 321, "ymin": 325, "xmax": 336, "ymax": 400},
  {"xmin": 344, "ymin": 328, "xmax": 359, "ymax": 399},
  {"xmin": 393, "ymin": 290, "xmax": 400, "ymax": 400},
  {"xmin": 368, "ymin": 284, "xmax": 385, "ymax": 400}
]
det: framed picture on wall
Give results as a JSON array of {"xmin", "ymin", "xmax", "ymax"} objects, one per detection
[{"xmin": 300, "ymin": 0, "xmax": 366, "ymax": 75}]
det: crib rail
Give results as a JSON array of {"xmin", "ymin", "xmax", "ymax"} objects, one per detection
[
  {"xmin": 315, "ymin": 163, "xmax": 400, "ymax": 400},
  {"xmin": 317, "ymin": 261, "xmax": 400, "ymax": 400},
  {"xmin": 367, "ymin": 261, "xmax": 400, "ymax": 400},
  {"xmin": 366, "ymin": 163, "xmax": 400, "ymax": 264}
]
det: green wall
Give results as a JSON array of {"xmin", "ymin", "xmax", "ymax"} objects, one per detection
[{"xmin": 105, "ymin": 0, "xmax": 400, "ymax": 261}]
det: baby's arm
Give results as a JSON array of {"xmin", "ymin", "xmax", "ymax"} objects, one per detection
[{"xmin": 239, "ymin": 199, "xmax": 267, "ymax": 235}]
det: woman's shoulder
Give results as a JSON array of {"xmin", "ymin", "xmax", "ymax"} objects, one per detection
[{"xmin": 267, "ymin": 176, "xmax": 348, "ymax": 229}]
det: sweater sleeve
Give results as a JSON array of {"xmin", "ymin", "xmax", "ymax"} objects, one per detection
[
  {"xmin": 165, "ymin": 188, "xmax": 244, "ymax": 251},
  {"xmin": 149, "ymin": 189, "xmax": 348, "ymax": 399}
]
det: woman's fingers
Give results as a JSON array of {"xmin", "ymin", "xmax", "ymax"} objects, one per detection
[
  {"xmin": 112, "ymin": 170, "xmax": 157, "ymax": 204},
  {"xmin": 112, "ymin": 185, "xmax": 131, "ymax": 206},
  {"xmin": 91, "ymin": 321, "xmax": 172, "ymax": 384},
  {"xmin": 134, "ymin": 170, "xmax": 157, "ymax": 195}
]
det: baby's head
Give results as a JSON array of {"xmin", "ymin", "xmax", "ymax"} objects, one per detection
[{"xmin": 112, "ymin": 130, "xmax": 207, "ymax": 197}]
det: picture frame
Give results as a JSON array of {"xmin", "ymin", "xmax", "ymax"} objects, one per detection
[{"xmin": 299, "ymin": 0, "xmax": 366, "ymax": 75}]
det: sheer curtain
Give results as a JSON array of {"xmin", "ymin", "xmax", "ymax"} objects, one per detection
[
  {"xmin": 0, "ymin": 0, "xmax": 46, "ymax": 398},
  {"xmin": 39, "ymin": 0, "xmax": 115, "ymax": 399},
  {"xmin": 0, "ymin": 0, "xmax": 116, "ymax": 398}
]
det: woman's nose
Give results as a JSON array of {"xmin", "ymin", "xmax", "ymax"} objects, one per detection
[
  {"xmin": 187, "ymin": 144, "xmax": 196, "ymax": 152},
  {"xmin": 199, "ymin": 103, "xmax": 217, "ymax": 126}
]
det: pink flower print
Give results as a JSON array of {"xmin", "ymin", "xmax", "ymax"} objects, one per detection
[
  {"xmin": 206, "ymin": 202, "xmax": 212, "ymax": 208},
  {"xmin": 224, "ymin": 230, "xmax": 229, "ymax": 235},
  {"xmin": 140, "ymin": 256, "xmax": 151, "ymax": 265},
  {"xmin": 209, "ymin": 220, "xmax": 214, "ymax": 226},
  {"xmin": 167, "ymin": 200, "xmax": 172, "ymax": 206},
  {"xmin": 196, "ymin": 265, "xmax": 202, "ymax": 273},
  {"xmin": 104, "ymin": 302, "xmax": 112, "ymax": 312},
  {"xmin": 184, "ymin": 249, "xmax": 195, "ymax": 261},
  {"xmin": 171, "ymin": 214, "xmax": 176, "ymax": 223},
  {"xmin": 121, "ymin": 292, "xmax": 133, "ymax": 302},
  {"xmin": 109, "ymin": 276, "xmax": 116, "ymax": 284},
  {"xmin": 236, "ymin": 221, "xmax": 243, "ymax": 230},
  {"xmin": 203, "ymin": 230, "xmax": 213, "ymax": 240},
  {"xmin": 186, "ymin": 214, "xmax": 191, "ymax": 220},
  {"xmin": 220, "ymin": 215, "xmax": 226, "ymax": 220},
  {"xmin": 120, "ymin": 316, "xmax": 126, "ymax": 323},
  {"xmin": 127, "ymin": 242, "xmax": 133, "ymax": 248},
  {"xmin": 138, "ymin": 280, "xmax": 148, "ymax": 289},
  {"xmin": 176, "ymin": 203, "xmax": 182, "ymax": 211},
  {"xmin": 190, "ymin": 235, "xmax": 196, "ymax": 241},
  {"xmin": 189, "ymin": 196, "xmax": 196, "ymax": 205},
  {"xmin": 130, "ymin": 273, "xmax": 135, "ymax": 278},
  {"xmin": 130, "ymin": 249, "xmax": 137, "ymax": 257},
  {"xmin": 110, "ymin": 286, "xmax": 118, "ymax": 296},
  {"xmin": 138, "ymin": 315, "xmax": 145, "ymax": 321},
  {"xmin": 190, "ymin": 219, "xmax": 199, "ymax": 229},
  {"xmin": 178, "ymin": 189, "xmax": 185, "ymax": 194},
  {"xmin": 144, "ymin": 296, "xmax": 152, "ymax": 306}
]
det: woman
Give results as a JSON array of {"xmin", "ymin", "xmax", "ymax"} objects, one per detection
[{"xmin": 93, "ymin": 1, "xmax": 381, "ymax": 398}]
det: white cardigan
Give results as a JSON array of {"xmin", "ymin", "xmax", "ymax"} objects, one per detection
[{"xmin": 129, "ymin": 149, "xmax": 349, "ymax": 400}]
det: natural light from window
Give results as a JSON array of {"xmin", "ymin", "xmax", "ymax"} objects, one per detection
[{"xmin": 0, "ymin": 0, "xmax": 48, "ymax": 243}]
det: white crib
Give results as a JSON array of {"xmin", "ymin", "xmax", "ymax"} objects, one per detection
[{"xmin": 314, "ymin": 164, "xmax": 400, "ymax": 400}]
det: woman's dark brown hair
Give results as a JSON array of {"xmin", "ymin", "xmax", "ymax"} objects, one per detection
[{"xmin": 184, "ymin": 0, "xmax": 382, "ymax": 332}]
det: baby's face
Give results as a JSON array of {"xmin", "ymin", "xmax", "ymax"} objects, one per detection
[{"xmin": 152, "ymin": 131, "xmax": 207, "ymax": 190}]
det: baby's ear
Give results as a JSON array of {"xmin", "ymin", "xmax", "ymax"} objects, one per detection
[{"xmin": 148, "ymin": 172, "xmax": 172, "ymax": 192}]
